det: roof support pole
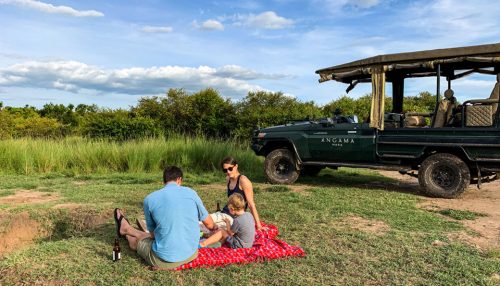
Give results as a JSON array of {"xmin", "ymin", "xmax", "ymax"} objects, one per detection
[
  {"xmin": 431, "ymin": 64, "xmax": 441, "ymax": 127},
  {"xmin": 392, "ymin": 73, "xmax": 404, "ymax": 113}
]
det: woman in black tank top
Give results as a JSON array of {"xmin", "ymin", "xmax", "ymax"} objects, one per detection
[{"xmin": 221, "ymin": 157, "xmax": 262, "ymax": 230}]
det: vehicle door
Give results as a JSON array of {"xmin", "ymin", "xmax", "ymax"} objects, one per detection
[{"xmin": 306, "ymin": 122, "xmax": 376, "ymax": 162}]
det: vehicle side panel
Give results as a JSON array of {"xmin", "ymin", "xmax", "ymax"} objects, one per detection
[{"xmin": 377, "ymin": 128, "xmax": 500, "ymax": 161}]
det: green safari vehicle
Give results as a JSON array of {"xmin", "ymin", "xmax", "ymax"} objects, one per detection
[{"xmin": 251, "ymin": 43, "xmax": 500, "ymax": 198}]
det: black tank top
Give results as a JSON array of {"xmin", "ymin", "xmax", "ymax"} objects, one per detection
[{"xmin": 222, "ymin": 175, "xmax": 248, "ymax": 214}]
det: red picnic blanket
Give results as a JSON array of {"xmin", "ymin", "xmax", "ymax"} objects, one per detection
[{"xmin": 154, "ymin": 223, "xmax": 305, "ymax": 270}]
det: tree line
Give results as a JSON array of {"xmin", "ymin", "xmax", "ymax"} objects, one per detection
[{"xmin": 0, "ymin": 88, "xmax": 436, "ymax": 140}]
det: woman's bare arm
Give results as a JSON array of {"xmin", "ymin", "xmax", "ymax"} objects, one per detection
[{"xmin": 240, "ymin": 175, "xmax": 262, "ymax": 230}]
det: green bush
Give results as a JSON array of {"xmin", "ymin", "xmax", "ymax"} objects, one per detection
[
  {"xmin": 81, "ymin": 111, "xmax": 161, "ymax": 140},
  {"xmin": 2, "ymin": 89, "xmax": 437, "ymax": 140},
  {"xmin": 133, "ymin": 88, "xmax": 236, "ymax": 138}
]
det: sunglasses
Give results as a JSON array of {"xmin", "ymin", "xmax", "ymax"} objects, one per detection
[{"xmin": 222, "ymin": 166, "xmax": 234, "ymax": 173}]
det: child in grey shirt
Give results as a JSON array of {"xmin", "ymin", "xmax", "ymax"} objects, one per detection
[{"xmin": 200, "ymin": 193, "xmax": 255, "ymax": 248}]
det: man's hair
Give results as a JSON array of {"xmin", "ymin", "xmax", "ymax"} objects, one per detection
[
  {"xmin": 227, "ymin": 193, "xmax": 245, "ymax": 211},
  {"xmin": 221, "ymin": 156, "xmax": 237, "ymax": 168},
  {"xmin": 163, "ymin": 166, "xmax": 183, "ymax": 183}
]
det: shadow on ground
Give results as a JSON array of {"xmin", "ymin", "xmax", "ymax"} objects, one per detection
[{"xmin": 252, "ymin": 168, "xmax": 423, "ymax": 197}]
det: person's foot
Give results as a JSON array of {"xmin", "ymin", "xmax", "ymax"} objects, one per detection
[{"xmin": 116, "ymin": 209, "xmax": 130, "ymax": 237}]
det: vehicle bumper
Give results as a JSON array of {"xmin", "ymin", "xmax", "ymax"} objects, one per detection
[{"xmin": 251, "ymin": 143, "xmax": 263, "ymax": 154}]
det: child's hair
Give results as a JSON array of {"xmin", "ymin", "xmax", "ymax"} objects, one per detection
[{"xmin": 227, "ymin": 193, "xmax": 245, "ymax": 211}]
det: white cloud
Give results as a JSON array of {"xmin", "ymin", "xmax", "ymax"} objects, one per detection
[
  {"xmin": 401, "ymin": 0, "xmax": 500, "ymax": 45},
  {"xmin": 0, "ymin": 60, "xmax": 287, "ymax": 98},
  {"xmin": 0, "ymin": 0, "xmax": 104, "ymax": 17},
  {"xmin": 349, "ymin": 0, "xmax": 380, "ymax": 8},
  {"xmin": 214, "ymin": 65, "xmax": 289, "ymax": 80},
  {"xmin": 141, "ymin": 26, "xmax": 173, "ymax": 33},
  {"xmin": 321, "ymin": 0, "xmax": 382, "ymax": 14},
  {"xmin": 201, "ymin": 19, "xmax": 224, "ymax": 31},
  {"xmin": 236, "ymin": 11, "xmax": 294, "ymax": 29},
  {"xmin": 192, "ymin": 19, "xmax": 225, "ymax": 31}
]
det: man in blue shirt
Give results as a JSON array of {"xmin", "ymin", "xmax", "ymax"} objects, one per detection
[{"xmin": 115, "ymin": 166, "xmax": 216, "ymax": 268}]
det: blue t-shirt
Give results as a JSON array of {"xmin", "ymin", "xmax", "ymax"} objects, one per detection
[{"xmin": 143, "ymin": 182, "xmax": 208, "ymax": 262}]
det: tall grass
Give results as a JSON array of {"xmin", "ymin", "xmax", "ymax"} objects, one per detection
[{"xmin": 0, "ymin": 136, "xmax": 262, "ymax": 176}]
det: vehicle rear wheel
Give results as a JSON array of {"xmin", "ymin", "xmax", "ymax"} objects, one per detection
[
  {"xmin": 418, "ymin": 153, "xmax": 470, "ymax": 198},
  {"xmin": 301, "ymin": 166, "xmax": 324, "ymax": 176},
  {"xmin": 264, "ymin": 149, "xmax": 300, "ymax": 184}
]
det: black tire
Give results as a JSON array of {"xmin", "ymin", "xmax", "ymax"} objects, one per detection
[
  {"xmin": 264, "ymin": 149, "xmax": 300, "ymax": 184},
  {"xmin": 418, "ymin": 153, "xmax": 470, "ymax": 198},
  {"xmin": 301, "ymin": 166, "xmax": 324, "ymax": 176}
]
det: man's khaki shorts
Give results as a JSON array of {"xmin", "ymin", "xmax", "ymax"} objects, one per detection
[{"xmin": 137, "ymin": 238, "xmax": 198, "ymax": 269}]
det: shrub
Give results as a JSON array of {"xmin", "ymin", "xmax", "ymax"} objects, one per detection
[{"xmin": 81, "ymin": 111, "xmax": 161, "ymax": 140}]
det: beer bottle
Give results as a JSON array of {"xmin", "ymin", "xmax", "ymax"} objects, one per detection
[
  {"xmin": 216, "ymin": 201, "xmax": 221, "ymax": 212},
  {"xmin": 113, "ymin": 238, "xmax": 121, "ymax": 262}
]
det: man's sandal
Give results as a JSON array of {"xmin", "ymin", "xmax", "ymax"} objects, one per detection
[{"xmin": 114, "ymin": 208, "xmax": 130, "ymax": 239}]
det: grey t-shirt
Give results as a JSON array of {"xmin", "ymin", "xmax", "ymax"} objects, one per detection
[{"xmin": 228, "ymin": 212, "xmax": 255, "ymax": 248}]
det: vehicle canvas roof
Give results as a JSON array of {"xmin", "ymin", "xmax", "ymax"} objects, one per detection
[{"xmin": 316, "ymin": 43, "xmax": 500, "ymax": 83}]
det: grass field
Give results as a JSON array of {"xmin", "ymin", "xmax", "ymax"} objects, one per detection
[
  {"xmin": 0, "ymin": 137, "xmax": 262, "ymax": 176},
  {"xmin": 0, "ymin": 168, "xmax": 498, "ymax": 285}
]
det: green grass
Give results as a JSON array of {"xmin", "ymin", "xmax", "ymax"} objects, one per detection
[
  {"xmin": 0, "ymin": 136, "xmax": 263, "ymax": 178},
  {"xmin": 264, "ymin": 185, "xmax": 291, "ymax": 192},
  {"xmin": 0, "ymin": 190, "xmax": 14, "ymax": 197},
  {"xmin": 0, "ymin": 170, "xmax": 498, "ymax": 285},
  {"xmin": 438, "ymin": 209, "xmax": 488, "ymax": 220}
]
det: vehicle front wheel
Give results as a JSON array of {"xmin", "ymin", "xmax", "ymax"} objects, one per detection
[
  {"xmin": 418, "ymin": 153, "xmax": 470, "ymax": 198},
  {"xmin": 264, "ymin": 149, "xmax": 300, "ymax": 184}
]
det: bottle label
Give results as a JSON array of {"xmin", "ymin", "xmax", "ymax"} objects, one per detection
[{"xmin": 113, "ymin": 251, "xmax": 121, "ymax": 261}]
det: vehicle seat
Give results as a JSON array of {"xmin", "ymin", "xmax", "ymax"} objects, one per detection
[
  {"xmin": 463, "ymin": 74, "xmax": 499, "ymax": 127},
  {"xmin": 433, "ymin": 89, "xmax": 457, "ymax": 128},
  {"xmin": 490, "ymin": 73, "xmax": 500, "ymax": 118},
  {"xmin": 404, "ymin": 115, "xmax": 426, "ymax": 127}
]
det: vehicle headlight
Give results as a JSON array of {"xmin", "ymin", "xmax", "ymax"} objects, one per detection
[{"xmin": 257, "ymin": 132, "xmax": 266, "ymax": 139}]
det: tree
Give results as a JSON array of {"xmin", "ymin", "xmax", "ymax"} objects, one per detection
[
  {"xmin": 234, "ymin": 91, "xmax": 322, "ymax": 138},
  {"xmin": 81, "ymin": 110, "xmax": 160, "ymax": 140},
  {"xmin": 133, "ymin": 88, "xmax": 236, "ymax": 137}
]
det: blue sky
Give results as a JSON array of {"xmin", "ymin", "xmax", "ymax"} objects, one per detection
[{"xmin": 0, "ymin": 0, "xmax": 499, "ymax": 108}]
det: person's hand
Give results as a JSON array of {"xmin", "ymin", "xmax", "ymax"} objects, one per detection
[
  {"xmin": 211, "ymin": 224, "xmax": 219, "ymax": 231},
  {"xmin": 223, "ymin": 218, "xmax": 231, "ymax": 225}
]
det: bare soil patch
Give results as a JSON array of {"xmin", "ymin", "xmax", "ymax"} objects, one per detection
[
  {"xmin": 286, "ymin": 184, "xmax": 312, "ymax": 194},
  {"xmin": 334, "ymin": 215, "xmax": 390, "ymax": 236},
  {"xmin": 0, "ymin": 190, "xmax": 59, "ymax": 205},
  {"xmin": 0, "ymin": 212, "xmax": 42, "ymax": 257},
  {"xmin": 378, "ymin": 170, "xmax": 500, "ymax": 250}
]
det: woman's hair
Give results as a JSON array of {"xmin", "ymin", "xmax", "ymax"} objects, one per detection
[
  {"xmin": 220, "ymin": 156, "xmax": 237, "ymax": 168},
  {"xmin": 227, "ymin": 193, "xmax": 245, "ymax": 211}
]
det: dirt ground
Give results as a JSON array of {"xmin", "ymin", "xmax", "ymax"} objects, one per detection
[
  {"xmin": 0, "ymin": 190, "xmax": 59, "ymax": 205},
  {"xmin": 378, "ymin": 170, "xmax": 500, "ymax": 250},
  {"xmin": 0, "ymin": 212, "xmax": 41, "ymax": 257}
]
